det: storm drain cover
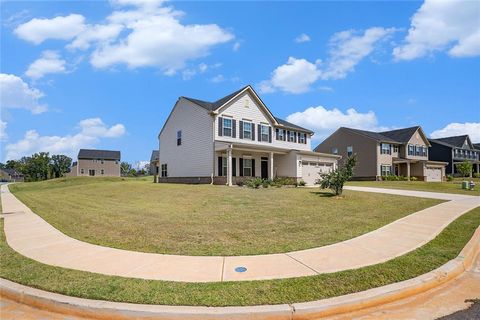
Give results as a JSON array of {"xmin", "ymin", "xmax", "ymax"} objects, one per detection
[{"xmin": 235, "ymin": 266, "xmax": 247, "ymax": 273}]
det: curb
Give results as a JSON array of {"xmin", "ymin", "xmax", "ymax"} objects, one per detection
[{"xmin": 1, "ymin": 225, "xmax": 479, "ymax": 320}]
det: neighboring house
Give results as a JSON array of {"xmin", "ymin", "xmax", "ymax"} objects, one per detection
[
  {"xmin": 150, "ymin": 150, "xmax": 159, "ymax": 175},
  {"xmin": 428, "ymin": 135, "xmax": 480, "ymax": 176},
  {"xmin": 67, "ymin": 149, "xmax": 121, "ymax": 177},
  {"xmin": 0, "ymin": 168, "xmax": 25, "ymax": 182},
  {"xmin": 158, "ymin": 85, "xmax": 340, "ymax": 185},
  {"xmin": 315, "ymin": 126, "xmax": 447, "ymax": 181}
]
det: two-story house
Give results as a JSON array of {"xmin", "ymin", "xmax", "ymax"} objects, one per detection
[
  {"xmin": 68, "ymin": 149, "xmax": 121, "ymax": 177},
  {"xmin": 428, "ymin": 135, "xmax": 480, "ymax": 176},
  {"xmin": 158, "ymin": 85, "xmax": 340, "ymax": 185},
  {"xmin": 314, "ymin": 126, "xmax": 447, "ymax": 181}
]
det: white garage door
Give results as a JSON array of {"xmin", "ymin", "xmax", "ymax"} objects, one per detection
[
  {"xmin": 301, "ymin": 162, "xmax": 333, "ymax": 185},
  {"xmin": 425, "ymin": 167, "xmax": 442, "ymax": 182}
]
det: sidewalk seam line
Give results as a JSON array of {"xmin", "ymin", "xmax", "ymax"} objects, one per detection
[
  {"xmin": 284, "ymin": 253, "xmax": 320, "ymax": 274},
  {"xmin": 221, "ymin": 257, "xmax": 225, "ymax": 282}
]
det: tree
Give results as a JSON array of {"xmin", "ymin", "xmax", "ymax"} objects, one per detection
[
  {"xmin": 319, "ymin": 156, "xmax": 357, "ymax": 196},
  {"xmin": 456, "ymin": 161, "xmax": 473, "ymax": 177},
  {"xmin": 120, "ymin": 162, "xmax": 132, "ymax": 176},
  {"xmin": 50, "ymin": 155, "xmax": 72, "ymax": 178}
]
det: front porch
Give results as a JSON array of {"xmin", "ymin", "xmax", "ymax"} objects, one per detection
[
  {"xmin": 452, "ymin": 160, "xmax": 480, "ymax": 177},
  {"xmin": 392, "ymin": 158, "xmax": 447, "ymax": 181}
]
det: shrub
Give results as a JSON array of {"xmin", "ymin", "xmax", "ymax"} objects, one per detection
[
  {"xmin": 298, "ymin": 180, "xmax": 306, "ymax": 187},
  {"xmin": 236, "ymin": 180, "xmax": 244, "ymax": 187},
  {"xmin": 474, "ymin": 173, "xmax": 480, "ymax": 179},
  {"xmin": 262, "ymin": 179, "xmax": 272, "ymax": 188},
  {"xmin": 245, "ymin": 177, "xmax": 263, "ymax": 189},
  {"xmin": 272, "ymin": 177, "xmax": 297, "ymax": 187},
  {"xmin": 410, "ymin": 176, "xmax": 418, "ymax": 181},
  {"xmin": 456, "ymin": 161, "xmax": 473, "ymax": 177},
  {"xmin": 446, "ymin": 174, "xmax": 454, "ymax": 181},
  {"xmin": 319, "ymin": 155, "xmax": 357, "ymax": 196}
]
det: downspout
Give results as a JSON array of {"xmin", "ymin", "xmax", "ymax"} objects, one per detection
[{"xmin": 211, "ymin": 112, "xmax": 216, "ymax": 185}]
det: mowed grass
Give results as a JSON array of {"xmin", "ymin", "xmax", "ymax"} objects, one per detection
[
  {"xmin": 1, "ymin": 206, "xmax": 478, "ymax": 306},
  {"xmin": 347, "ymin": 179, "xmax": 480, "ymax": 196},
  {"xmin": 9, "ymin": 177, "xmax": 443, "ymax": 256}
]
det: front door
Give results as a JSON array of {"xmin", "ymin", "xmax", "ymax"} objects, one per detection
[{"xmin": 261, "ymin": 157, "xmax": 268, "ymax": 179}]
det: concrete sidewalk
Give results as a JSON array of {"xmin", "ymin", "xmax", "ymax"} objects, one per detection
[{"xmin": 1, "ymin": 184, "xmax": 479, "ymax": 282}]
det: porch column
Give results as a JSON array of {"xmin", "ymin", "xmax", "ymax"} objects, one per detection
[
  {"xmin": 407, "ymin": 162, "xmax": 411, "ymax": 181},
  {"xmin": 227, "ymin": 147, "xmax": 233, "ymax": 186},
  {"xmin": 269, "ymin": 152, "xmax": 274, "ymax": 180}
]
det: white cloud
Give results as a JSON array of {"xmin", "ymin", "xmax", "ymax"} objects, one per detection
[
  {"xmin": 260, "ymin": 27, "xmax": 395, "ymax": 94},
  {"xmin": 4, "ymin": 118, "xmax": 126, "ymax": 160},
  {"xmin": 393, "ymin": 0, "xmax": 480, "ymax": 60},
  {"xmin": 14, "ymin": 14, "xmax": 86, "ymax": 44},
  {"xmin": 286, "ymin": 106, "xmax": 385, "ymax": 141},
  {"xmin": 67, "ymin": 23, "xmax": 123, "ymax": 50},
  {"xmin": 294, "ymin": 33, "xmax": 311, "ymax": 43},
  {"xmin": 0, "ymin": 73, "xmax": 47, "ymax": 114},
  {"xmin": 259, "ymin": 57, "xmax": 321, "ymax": 94},
  {"xmin": 0, "ymin": 121, "xmax": 7, "ymax": 141},
  {"xmin": 211, "ymin": 74, "xmax": 225, "ymax": 83},
  {"xmin": 321, "ymin": 27, "xmax": 397, "ymax": 80},
  {"xmin": 25, "ymin": 51, "xmax": 66, "ymax": 79},
  {"xmin": 90, "ymin": 1, "xmax": 234, "ymax": 74},
  {"xmin": 233, "ymin": 41, "xmax": 241, "ymax": 51},
  {"xmin": 430, "ymin": 122, "xmax": 480, "ymax": 142}
]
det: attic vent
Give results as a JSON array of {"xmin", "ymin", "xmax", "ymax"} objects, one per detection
[{"xmin": 244, "ymin": 99, "xmax": 249, "ymax": 108}]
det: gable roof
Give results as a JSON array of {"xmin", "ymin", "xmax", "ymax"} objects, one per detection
[
  {"xmin": 341, "ymin": 126, "xmax": 428, "ymax": 145},
  {"xmin": 431, "ymin": 135, "xmax": 472, "ymax": 148},
  {"xmin": 182, "ymin": 85, "xmax": 313, "ymax": 133},
  {"xmin": 474, "ymin": 143, "xmax": 480, "ymax": 150},
  {"xmin": 1, "ymin": 168, "xmax": 23, "ymax": 176},
  {"xmin": 150, "ymin": 150, "xmax": 159, "ymax": 162},
  {"xmin": 78, "ymin": 149, "xmax": 121, "ymax": 160}
]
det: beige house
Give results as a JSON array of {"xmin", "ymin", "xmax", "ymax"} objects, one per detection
[
  {"xmin": 149, "ymin": 150, "xmax": 159, "ymax": 175},
  {"xmin": 68, "ymin": 149, "xmax": 121, "ymax": 177},
  {"xmin": 315, "ymin": 126, "xmax": 447, "ymax": 181},
  {"xmin": 158, "ymin": 85, "xmax": 340, "ymax": 185}
]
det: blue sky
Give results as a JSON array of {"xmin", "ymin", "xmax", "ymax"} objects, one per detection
[{"xmin": 1, "ymin": 0, "xmax": 479, "ymax": 165}]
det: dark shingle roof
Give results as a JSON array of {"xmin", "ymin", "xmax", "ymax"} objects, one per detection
[
  {"xmin": 2, "ymin": 168, "xmax": 23, "ymax": 176},
  {"xmin": 380, "ymin": 126, "xmax": 421, "ymax": 143},
  {"xmin": 150, "ymin": 150, "xmax": 159, "ymax": 162},
  {"xmin": 343, "ymin": 127, "xmax": 399, "ymax": 143},
  {"xmin": 474, "ymin": 143, "xmax": 480, "ymax": 150},
  {"xmin": 432, "ymin": 135, "xmax": 470, "ymax": 148},
  {"xmin": 78, "ymin": 149, "xmax": 121, "ymax": 160},
  {"xmin": 183, "ymin": 85, "xmax": 313, "ymax": 133},
  {"xmin": 182, "ymin": 86, "xmax": 249, "ymax": 111}
]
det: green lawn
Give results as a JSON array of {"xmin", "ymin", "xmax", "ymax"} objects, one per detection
[
  {"xmin": 347, "ymin": 179, "xmax": 480, "ymax": 196},
  {"xmin": 9, "ymin": 177, "xmax": 442, "ymax": 256},
  {"xmin": 1, "ymin": 206, "xmax": 478, "ymax": 306}
]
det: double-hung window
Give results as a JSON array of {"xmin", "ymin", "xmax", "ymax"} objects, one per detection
[
  {"xmin": 223, "ymin": 118, "xmax": 232, "ymax": 137},
  {"xmin": 332, "ymin": 147, "xmax": 338, "ymax": 155},
  {"xmin": 288, "ymin": 131, "xmax": 295, "ymax": 142},
  {"xmin": 408, "ymin": 145, "xmax": 415, "ymax": 156},
  {"xmin": 177, "ymin": 130, "xmax": 182, "ymax": 146},
  {"xmin": 347, "ymin": 146, "xmax": 353, "ymax": 157},
  {"xmin": 161, "ymin": 164, "xmax": 168, "ymax": 177},
  {"xmin": 422, "ymin": 147, "xmax": 427, "ymax": 157},
  {"xmin": 393, "ymin": 145, "xmax": 398, "ymax": 153},
  {"xmin": 298, "ymin": 132, "xmax": 306, "ymax": 144},
  {"xmin": 278, "ymin": 129, "xmax": 285, "ymax": 141},
  {"xmin": 243, "ymin": 122, "xmax": 252, "ymax": 140},
  {"xmin": 415, "ymin": 145, "xmax": 421, "ymax": 156},
  {"xmin": 381, "ymin": 165, "xmax": 392, "ymax": 176},
  {"xmin": 243, "ymin": 158, "xmax": 252, "ymax": 176},
  {"xmin": 260, "ymin": 125, "xmax": 269, "ymax": 142},
  {"xmin": 222, "ymin": 157, "xmax": 228, "ymax": 176},
  {"xmin": 380, "ymin": 143, "xmax": 391, "ymax": 155}
]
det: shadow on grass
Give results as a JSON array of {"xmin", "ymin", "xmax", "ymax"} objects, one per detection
[{"xmin": 310, "ymin": 191, "xmax": 336, "ymax": 197}]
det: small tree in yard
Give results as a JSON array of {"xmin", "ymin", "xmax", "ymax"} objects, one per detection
[
  {"xmin": 120, "ymin": 162, "xmax": 132, "ymax": 176},
  {"xmin": 319, "ymin": 156, "xmax": 357, "ymax": 196},
  {"xmin": 456, "ymin": 161, "xmax": 473, "ymax": 177}
]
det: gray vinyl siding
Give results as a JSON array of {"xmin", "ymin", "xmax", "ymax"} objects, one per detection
[{"xmin": 159, "ymin": 98, "xmax": 213, "ymax": 177}]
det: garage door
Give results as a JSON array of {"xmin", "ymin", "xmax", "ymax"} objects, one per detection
[
  {"xmin": 301, "ymin": 162, "xmax": 333, "ymax": 185},
  {"xmin": 425, "ymin": 167, "xmax": 442, "ymax": 182}
]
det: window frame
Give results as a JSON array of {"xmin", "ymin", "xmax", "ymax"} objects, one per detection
[
  {"xmin": 298, "ymin": 132, "xmax": 306, "ymax": 144},
  {"xmin": 161, "ymin": 164, "xmax": 168, "ymax": 177},
  {"xmin": 243, "ymin": 121, "xmax": 252, "ymax": 140},
  {"xmin": 381, "ymin": 165, "xmax": 392, "ymax": 176},
  {"xmin": 332, "ymin": 147, "xmax": 338, "ymax": 155},
  {"xmin": 380, "ymin": 143, "xmax": 391, "ymax": 155},
  {"xmin": 408, "ymin": 144, "xmax": 415, "ymax": 156},
  {"xmin": 177, "ymin": 130, "xmax": 182, "ymax": 146},
  {"xmin": 260, "ymin": 125, "xmax": 269, "ymax": 142},
  {"xmin": 222, "ymin": 157, "xmax": 228, "ymax": 176},
  {"xmin": 278, "ymin": 129, "xmax": 285, "ymax": 141},
  {"xmin": 243, "ymin": 158, "xmax": 252, "ymax": 177},
  {"xmin": 288, "ymin": 131, "xmax": 295, "ymax": 142},
  {"xmin": 223, "ymin": 118, "xmax": 232, "ymax": 137},
  {"xmin": 347, "ymin": 146, "xmax": 353, "ymax": 157}
]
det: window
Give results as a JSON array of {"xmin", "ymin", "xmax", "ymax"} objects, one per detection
[
  {"xmin": 243, "ymin": 158, "xmax": 252, "ymax": 176},
  {"xmin": 332, "ymin": 147, "xmax": 338, "ymax": 155},
  {"xmin": 422, "ymin": 147, "xmax": 427, "ymax": 157},
  {"xmin": 381, "ymin": 143, "xmax": 391, "ymax": 155},
  {"xmin": 277, "ymin": 128, "xmax": 285, "ymax": 141},
  {"xmin": 101, "ymin": 159, "xmax": 104, "ymax": 164},
  {"xmin": 177, "ymin": 130, "xmax": 182, "ymax": 146},
  {"xmin": 89, "ymin": 169, "xmax": 95, "ymax": 176},
  {"xmin": 223, "ymin": 118, "xmax": 232, "ymax": 137},
  {"xmin": 80, "ymin": 169, "xmax": 84, "ymax": 174},
  {"xmin": 115, "ymin": 160, "xmax": 119, "ymax": 164},
  {"xmin": 101, "ymin": 169, "xmax": 104, "ymax": 175},
  {"xmin": 347, "ymin": 146, "xmax": 353, "ymax": 157},
  {"xmin": 415, "ymin": 145, "xmax": 421, "ymax": 156},
  {"xmin": 381, "ymin": 165, "xmax": 392, "ymax": 176},
  {"xmin": 243, "ymin": 122, "xmax": 252, "ymax": 140},
  {"xmin": 222, "ymin": 157, "xmax": 227, "ymax": 176},
  {"xmin": 288, "ymin": 131, "xmax": 295, "ymax": 142},
  {"xmin": 393, "ymin": 145, "xmax": 398, "ymax": 153},
  {"xmin": 298, "ymin": 132, "xmax": 306, "ymax": 144},
  {"xmin": 408, "ymin": 144, "xmax": 415, "ymax": 156},
  {"xmin": 260, "ymin": 125, "xmax": 269, "ymax": 142},
  {"xmin": 161, "ymin": 164, "xmax": 168, "ymax": 177}
]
